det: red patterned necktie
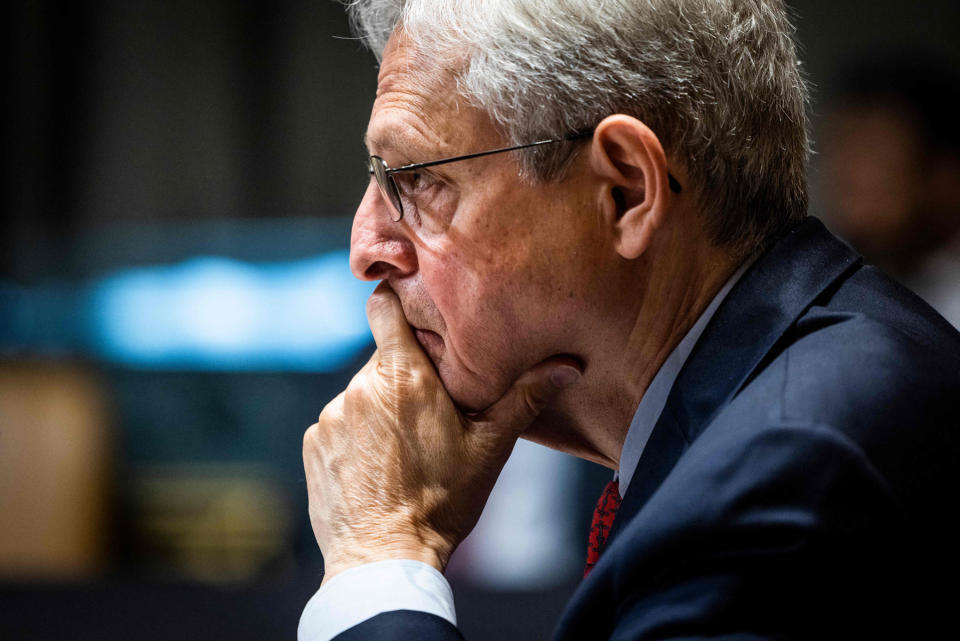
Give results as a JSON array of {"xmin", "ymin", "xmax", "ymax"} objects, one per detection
[{"xmin": 584, "ymin": 479, "xmax": 621, "ymax": 577}]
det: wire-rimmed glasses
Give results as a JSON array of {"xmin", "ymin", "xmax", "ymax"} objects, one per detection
[{"xmin": 367, "ymin": 129, "xmax": 680, "ymax": 222}]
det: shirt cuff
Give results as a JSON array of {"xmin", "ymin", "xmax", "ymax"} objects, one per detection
[{"xmin": 298, "ymin": 559, "xmax": 457, "ymax": 641}]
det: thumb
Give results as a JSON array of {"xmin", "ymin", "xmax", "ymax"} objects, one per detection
[
  {"xmin": 467, "ymin": 355, "xmax": 582, "ymax": 438},
  {"xmin": 366, "ymin": 281, "xmax": 432, "ymax": 368}
]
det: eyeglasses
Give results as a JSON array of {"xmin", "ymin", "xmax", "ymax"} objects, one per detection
[{"xmin": 367, "ymin": 130, "xmax": 681, "ymax": 222}]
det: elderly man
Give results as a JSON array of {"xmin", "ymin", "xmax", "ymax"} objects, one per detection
[{"xmin": 300, "ymin": 1, "xmax": 960, "ymax": 639}]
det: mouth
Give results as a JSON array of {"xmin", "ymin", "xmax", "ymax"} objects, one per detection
[{"xmin": 413, "ymin": 326, "xmax": 445, "ymax": 360}]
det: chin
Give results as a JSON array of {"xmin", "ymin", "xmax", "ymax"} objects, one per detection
[
  {"xmin": 435, "ymin": 363, "xmax": 508, "ymax": 415},
  {"xmin": 447, "ymin": 384, "xmax": 500, "ymax": 415}
]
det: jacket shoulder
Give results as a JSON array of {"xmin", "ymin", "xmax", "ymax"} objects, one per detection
[{"xmin": 755, "ymin": 264, "xmax": 960, "ymax": 514}]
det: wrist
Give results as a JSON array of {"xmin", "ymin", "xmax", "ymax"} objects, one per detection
[{"xmin": 321, "ymin": 544, "xmax": 447, "ymax": 586}]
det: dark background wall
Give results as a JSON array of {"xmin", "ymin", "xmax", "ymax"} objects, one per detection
[
  {"xmin": 5, "ymin": 0, "xmax": 376, "ymax": 281},
  {"xmin": 2, "ymin": 2, "xmax": 958, "ymax": 640}
]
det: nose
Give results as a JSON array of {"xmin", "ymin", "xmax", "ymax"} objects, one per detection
[{"xmin": 349, "ymin": 180, "xmax": 418, "ymax": 281}]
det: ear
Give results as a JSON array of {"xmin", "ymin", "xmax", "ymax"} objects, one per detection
[{"xmin": 589, "ymin": 115, "xmax": 674, "ymax": 259}]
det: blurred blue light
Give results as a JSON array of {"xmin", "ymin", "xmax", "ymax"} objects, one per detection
[{"xmin": 86, "ymin": 251, "xmax": 376, "ymax": 371}]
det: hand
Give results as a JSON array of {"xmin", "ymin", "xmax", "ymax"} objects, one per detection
[{"xmin": 303, "ymin": 282, "xmax": 581, "ymax": 583}]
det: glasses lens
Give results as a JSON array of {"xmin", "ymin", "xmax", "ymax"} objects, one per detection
[{"xmin": 369, "ymin": 156, "xmax": 403, "ymax": 222}]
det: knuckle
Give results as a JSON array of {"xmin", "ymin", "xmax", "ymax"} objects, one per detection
[
  {"xmin": 325, "ymin": 390, "xmax": 348, "ymax": 414},
  {"xmin": 356, "ymin": 365, "xmax": 376, "ymax": 388},
  {"xmin": 344, "ymin": 374, "xmax": 373, "ymax": 409},
  {"xmin": 306, "ymin": 392, "xmax": 347, "ymax": 447},
  {"xmin": 302, "ymin": 422, "xmax": 319, "ymax": 454}
]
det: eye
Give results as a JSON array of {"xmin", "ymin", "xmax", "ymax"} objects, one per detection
[
  {"xmin": 393, "ymin": 170, "xmax": 441, "ymax": 222},
  {"xmin": 390, "ymin": 168, "xmax": 457, "ymax": 231},
  {"xmin": 394, "ymin": 171, "xmax": 431, "ymax": 199}
]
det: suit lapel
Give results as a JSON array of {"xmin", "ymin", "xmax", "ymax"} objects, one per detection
[{"xmin": 607, "ymin": 217, "xmax": 862, "ymax": 545}]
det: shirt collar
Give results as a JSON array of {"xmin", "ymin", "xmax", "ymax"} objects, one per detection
[{"xmin": 616, "ymin": 255, "xmax": 756, "ymax": 497}]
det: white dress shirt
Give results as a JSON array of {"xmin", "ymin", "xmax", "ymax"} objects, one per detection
[{"xmin": 298, "ymin": 258, "xmax": 753, "ymax": 640}]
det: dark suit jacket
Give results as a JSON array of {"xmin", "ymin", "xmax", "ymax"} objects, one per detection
[{"xmin": 334, "ymin": 218, "xmax": 960, "ymax": 640}]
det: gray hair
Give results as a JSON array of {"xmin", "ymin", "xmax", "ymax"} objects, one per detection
[{"xmin": 343, "ymin": 0, "xmax": 810, "ymax": 256}]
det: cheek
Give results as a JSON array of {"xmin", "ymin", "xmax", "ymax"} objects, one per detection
[
  {"xmin": 423, "ymin": 241, "xmax": 526, "ymax": 375},
  {"xmin": 415, "ymin": 180, "xmax": 593, "ymax": 402}
]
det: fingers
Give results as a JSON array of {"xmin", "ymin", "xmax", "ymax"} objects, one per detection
[
  {"xmin": 467, "ymin": 355, "xmax": 582, "ymax": 439},
  {"xmin": 366, "ymin": 282, "xmax": 431, "ymax": 367}
]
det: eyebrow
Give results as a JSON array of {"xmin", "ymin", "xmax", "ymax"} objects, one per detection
[
  {"xmin": 364, "ymin": 130, "xmax": 439, "ymax": 171},
  {"xmin": 364, "ymin": 130, "xmax": 412, "ymax": 155},
  {"xmin": 362, "ymin": 132, "xmax": 382, "ymax": 152}
]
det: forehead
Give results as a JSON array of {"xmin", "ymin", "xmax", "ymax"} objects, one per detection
[{"xmin": 365, "ymin": 32, "xmax": 501, "ymax": 159}]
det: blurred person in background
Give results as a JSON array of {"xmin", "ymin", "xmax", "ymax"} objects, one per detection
[
  {"xmin": 819, "ymin": 56, "xmax": 960, "ymax": 328},
  {"xmin": 300, "ymin": 1, "xmax": 960, "ymax": 640}
]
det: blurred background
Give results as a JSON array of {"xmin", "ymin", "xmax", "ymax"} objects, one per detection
[{"xmin": 2, "ymin": 1, "xmax": 958, "ymax": 639}]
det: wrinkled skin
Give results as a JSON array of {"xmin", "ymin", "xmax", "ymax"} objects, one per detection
[{"xmin": 303, "ymin": 283, "xmax": 580, "ymax": 579}]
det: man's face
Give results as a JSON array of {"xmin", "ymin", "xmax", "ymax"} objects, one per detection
[{"xmin": 350, "ymin": 35, "xmax": 609, "ymax": 411}]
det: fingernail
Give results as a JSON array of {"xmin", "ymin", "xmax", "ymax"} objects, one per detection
[{"xmin": 551, "ymin": 365, "xmax": 581, "ymax": 387}]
